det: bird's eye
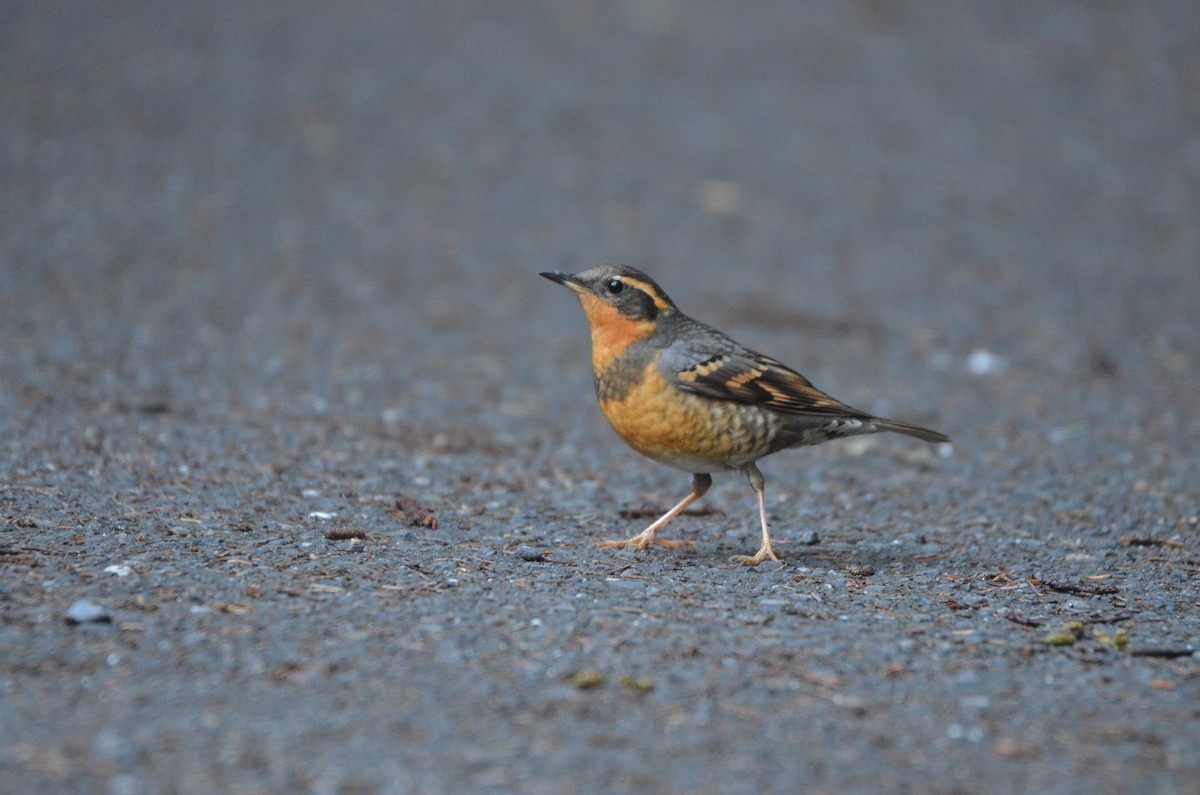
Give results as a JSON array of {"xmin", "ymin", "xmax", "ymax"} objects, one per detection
[{"xmin": 606, "ymin": 279, "xmax": 624, "ymax": 294}]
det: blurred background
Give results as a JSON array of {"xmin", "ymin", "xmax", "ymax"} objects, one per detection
[
  {"xmin": 4, "ymin": 2, "xmax": 1196, "ymax": 435},
  {"xmin": 2, "ymin": 3, "xmax": 1198, "ymax": 792}
]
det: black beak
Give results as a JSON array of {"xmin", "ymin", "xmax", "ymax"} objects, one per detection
[{"xmin": 539, "ymin": 271, "xmax": 585, "ymax": 292}]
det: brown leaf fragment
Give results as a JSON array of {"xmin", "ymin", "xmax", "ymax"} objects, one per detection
[{"xmin": 395, "ymin": 496, "xmax": 438, "ymax": 529}]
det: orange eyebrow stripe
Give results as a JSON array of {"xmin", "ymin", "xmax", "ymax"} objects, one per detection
[{"xmin": 620, "ymin": 277, "xmax": 672, "ymax": 311}]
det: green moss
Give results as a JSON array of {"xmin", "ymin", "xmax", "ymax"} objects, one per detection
[
  {"xmin": 619, "ymin": 676, "xmax": 654, "ymax": 693},
  {"xmin": 571, "ymin": 670, "xmax": 604, "ymax": 689}
]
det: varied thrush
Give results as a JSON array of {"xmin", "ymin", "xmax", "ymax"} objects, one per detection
[{"xmin": 541, "ymin": 264, "xmax": 951, "ymax": 566}]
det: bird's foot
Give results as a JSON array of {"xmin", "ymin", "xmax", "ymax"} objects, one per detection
[
  {"xmin": 597, "ymin": 532, "xmax": 694, "ymax": 550},
  {"xmin": 730, "ymin": 541, "xmax": 782, "ymax": 567}
]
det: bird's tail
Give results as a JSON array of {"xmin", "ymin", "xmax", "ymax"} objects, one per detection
[{"xmin": 873, "ymin": 418, "xmax": 951, "ymax": 444}]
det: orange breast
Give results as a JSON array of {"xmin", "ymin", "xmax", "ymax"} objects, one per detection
[{"xmin": 598, "ymin": 360, "xmax": 775, "ymax": 471}]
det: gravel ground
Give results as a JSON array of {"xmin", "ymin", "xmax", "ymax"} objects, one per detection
[{"xmin": 2, "ymin": 3, "xmax": 1198, "ymax": 793}]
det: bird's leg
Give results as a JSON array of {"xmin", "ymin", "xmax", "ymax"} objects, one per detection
[
  {"xmin": 598, "ymin": 473, "xmax": 712, "ymax": 550},
  {"xmin": 731, "ymin": 463, "xmax": 781, "ymax": 566}
]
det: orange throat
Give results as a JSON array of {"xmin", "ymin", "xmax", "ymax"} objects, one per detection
[{"xmin": 577, "ymin": 293, "xmax": 656, "ymax": 372}]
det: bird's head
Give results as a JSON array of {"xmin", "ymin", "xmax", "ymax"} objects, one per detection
[
  {"xmin": 540, "ymin": 264, "xmax": 677, "ymax": 369},
  {"xmin": 539, "ymin": 264, "xmax": 674, "ymax": 322}
]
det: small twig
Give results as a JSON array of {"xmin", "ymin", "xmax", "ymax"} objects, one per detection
[
  {"xmin": 1121, "ymin": 535, "xmax": 1186, "ymax": 549},
  {"xmin": 1130, "ymin": 649, "xmax": 1196, "ymax": 659},
  {"xmin": 1044, "ymin": 579, "xmax": 1120, "ymax": 596},
  {"xmin": 403, "ymin": 562, "xmax": 434, "ymax": 581},
  {"xmin": 618, "ymin": 505, "xmax": 725, "ymax": 520},
  {"xmin": 1000, "ymin": 613, "xmax": 1043, "ymax": 629}
]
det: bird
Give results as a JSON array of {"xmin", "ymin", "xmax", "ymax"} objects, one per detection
[{"xmin": 540, "ymin": 264, "xmax": 951, "ymax": 566}]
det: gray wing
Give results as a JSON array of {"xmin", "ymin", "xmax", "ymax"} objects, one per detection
[{"xmin": 658, "ymin": 324, "xmax": 868, "ymax": 418}]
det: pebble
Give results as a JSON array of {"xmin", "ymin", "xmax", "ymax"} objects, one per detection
[
  {"xmin": 798, "ymin": 531, "xmax": 821, "ymax": 546},
  {"xmin": 515, "ymin": 545, "xmax": 546, "ymax": 562},
  {"xmin": 605, "ymin": 578, "xmax": 648, "ymax": 589},
  {"xmin": 66, "ymin": 600, "xmax": 111, "ymax": 624},
  {"xmin": 966, "ymin": 348, "xmax": 1006, "ymax": 375}
]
